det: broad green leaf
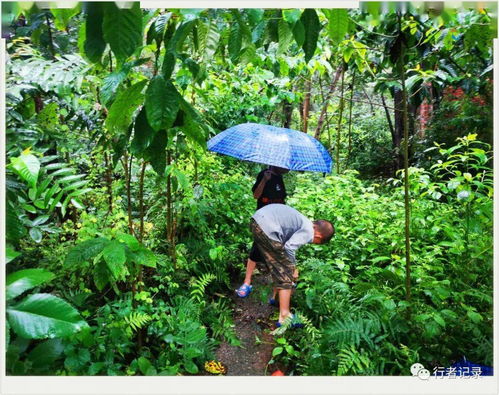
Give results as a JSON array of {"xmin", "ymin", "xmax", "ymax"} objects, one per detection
[
  {"xmin": 102, "ymin": 240, "xmax": 127, "ymax": 279},
  {"xmin": 7, "ymin": 293, "xmax": 88, "ymax": 339},
  {"xmin": 131, "ymin": 107, "xmax": 157, "ymax": 155},
  {"xmin": 168, "ymin": 20, "xmax": 196, "ymax": 52},
  {"xmin": 247, "ymin": 9, "xmax": 264, "ymax": 24},
  {"xmin": 58, "ymin": 174, "xmax": 85, "ymax": 184},
  {"xmin": 327, "ymin": 9, "xmax": 348, "ymax": 43},
  {"xmin": 199, "ymin": 20, "xmax": 220, "ymax": 61},
  {"xmin": 10, "ymin": 153, "xmax": 40, "ymax": 188},
  {"xmin": 145, "ymin": 76, "xmax": 181, "ymax": 131},
  {"xmin": 138, "ymin": 356, "xmax": 154, "ymax": 375},
  {"xmin": 178, "ymin": 98, "xmax": 207, "ymax": 146},
  {"xmin": 148, "ymin": 13, "xmax": 172, "ymax": 45},
  {"xmin": 116, "ymin": 233, "xmax": 141, "ymax": 251},
  {"xmin": 162, "ymin": 51, "xmax": 176, "ymax": 79},
  {"xmin": 83, "ymin": 2, "xmax": 106, "ymax": 63},
  {"xmin": 65, "ymin": 348, "xmax": 91, "ymax": 371},
  {"xmin": 7, "ymin": 203, "xmax": 25, "ymax": 243},
  {"xmin": 467, "ymin": 311, "xmax": 483, "ymax": 323},
  {"xmin": 228, "ymin": 20, "xmax": 242, "ymax": 63},
  {"xmin": 51, "ymin": 5, "xmax": 81, "ymax": 31},
  {"xmin": 183, "ymin": 359, "xmax": 198, "ymax": 374},
  {"xmin": 6, "ymin": 269, "xmax": 55, "ymax": 301},
  {"xmin": 105, "ymin": 80, "xmax": 147, "ymax": 134},
  {"xmin": 27, "ymin": 339, "xmax": 64, "ymax": 369},
  {"xmin": 50, "ymin": 167, "xmax": 75, "ymax": 177},
  {"xmin": 93, "ymin": 260, "xmax": 110, "ymax": 291},
  {"xmin": 272, "ymin": 347, "xmax": 283, "ymax": 356},
  {"xmin": 29, "ymin": 227, "xmax": 43, "ymax": 243},
  {"xmin": 277, "ymin": 19, "xmax": 293, "ymax": 55},
  {"xmin": 238, "ymin": 44, "xmax": 256, "ymax": 65},
  {"xmin": 184, "ymin": 58, "xmax": 200, "ymax": 80},
  {"xmin": 101, "ymin": 58, "xmax": 149, "ymax": 106},
  {"xmin": 405, "ymin": 74, "xmax": 423, "ymax": 91},
  {"xmin": 301, "ymin": 9, "xmax": 321, "ymax": 63},
  {"xmin": 6, "ymin": 247, "xmax": 21, "ymax": 263},
  {"xmin": 173, "ymin": 168, "xmax": 190, "ymax": 191},
  {"xmin": 131, "ymin": 248, "xmax": 156, "ymax": 269},
  {"xmin": 283, "ymin": 9, "xmax": 301, "ymax": 24},
  {"xmin": 292, "ymin": 20, "xmax": 305, "ymax": 47},
  {"xmin": 102, "ymin": 2, "xmax": 142, "ymax": 65},
  {"xmin": 433, "ymin": 313, "xmax": 446, "ymax": 327},
  {"xmin": 143, "ymin": 130, "xmax": 167, "ymax": 174},
  {"xmin": 65, "ymin": 237, "xmax": 110, "ymax": 266},
  {"xmin": 101, "ymin": 70, "xmax": 128, "ymax": 106}
]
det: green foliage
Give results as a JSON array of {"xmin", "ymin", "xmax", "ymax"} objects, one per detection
[
  {"xmin": 300, "ymin": 9, "xmax": 321, "ymax": 63},
  {"xmin": 6, "ymin": 269, "xmax": 55, "ymax": 300},
  {"xmin": 65, "ymin": 234, "xmax": 157, "ymax": 291},
  {"xmin": 145, "ymin": 76, "xmax": 181, "ymax": 131},
  {"xmin": 102, "ymin": 2, "xmax": 143, "ymax": 65},
  {"xmin": 4, "ymin": 6, "xmax": 493, "ymax": 377},
  {"xmin": 82, "ymin": 3, "xmax": 106, "ymax": 63},
  {"xmin": 7, "ymin": 293, "xmax": 89, "ymax": 339}
]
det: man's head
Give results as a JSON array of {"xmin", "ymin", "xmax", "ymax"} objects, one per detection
[
  {"xmin": 269, "ymin": 166, "xmax": 289, "ymax": 175},
  {"xmin": 312, "ymin": 220, "xmax": 335, "ymax": 244}
]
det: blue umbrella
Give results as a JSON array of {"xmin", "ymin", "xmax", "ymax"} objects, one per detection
[{"xmin": 207, "ymin": 123, "xmax": 333, "ymax": 173}]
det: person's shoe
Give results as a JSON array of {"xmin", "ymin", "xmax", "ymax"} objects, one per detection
[
  {"xmin": 235, "ymin": 283, "xmax": 252, "ymax": 298},
  {"xmin": 275, "ymin": 314, "xmax": 304, "ymax": 329},
  {"xmin": 268, "ymin": 298, "xmax": 279, "ymax": 307}
]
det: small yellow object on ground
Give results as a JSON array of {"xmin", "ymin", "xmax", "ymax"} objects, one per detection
[{"xmin": 204, "ymin": 360, "xmax": 227, "ymax": 375}]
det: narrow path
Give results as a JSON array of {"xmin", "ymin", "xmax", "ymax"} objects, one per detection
[{"xmin": 216, "ymin": 274, "xmax": 276, "ymax": 376}]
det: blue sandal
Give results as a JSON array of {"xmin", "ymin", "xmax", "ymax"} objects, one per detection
[
  {"xmin": 269, "ymin": 298, "xmax": 279, "ymax": 307},
  {"xmin": 235, "ymin": 284, "xmax": 252, "ymax": 298}
]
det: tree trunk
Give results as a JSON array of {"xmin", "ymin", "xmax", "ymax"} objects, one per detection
[
  {"xmin": 314, "ymin": 65, "xmax": 343, "ymax": 140},
  {"xmin": 104, "ymin": 152, "xmax": 113, "ymax": 213},
  {"xmin": 393, "ymin": 88, "xmax": 404, "ymax": 170},
  {"xmin": 347, "ymin": 70, "xmax": 356, "ymax": 165},
  {"xmin": 122, "ymin": 152, "xmax": 134, "ymax": 236},
  {"xmin": 166, "ymin": 148, "xmax": 176, "ymax": 266},
  {"xmin": 397, "ymin": 39, "xmax": 412, "ymax": 306},
  {"xmin": 335, "ymin": 71, "xmax": 345, "ymax": 174},
  {"xmin": 301, "ymin": 78, "xmax": 312, "ymax": 133},
  {"xmin": 283, "ymin": 101, "xmax": 293, "ymax": 128}
]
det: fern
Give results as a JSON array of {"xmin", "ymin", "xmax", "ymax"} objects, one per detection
[
  {"xmin": 190, "ymin": 273, "xmax": 216, "ymax": 302},
  {"xmin": 124, "ymin": 312, "xmax": 152, "ymax": 337},
  {"xmin": 324, "ymin": 316, "xmax": 377, "ymax": 349},
  {"xmin": 336, "ymin": 345, "xmax": 371, "ymax": 375}
]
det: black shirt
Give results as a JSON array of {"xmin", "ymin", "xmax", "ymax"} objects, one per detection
[{"xmin": 252, "ymin": 169, "xmax": 287, "ymax": 210}]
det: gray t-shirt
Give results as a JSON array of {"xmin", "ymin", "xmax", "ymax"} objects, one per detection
[{"xmin": 252, "ymin": 204, "xmax": 314, "ymax": 264}]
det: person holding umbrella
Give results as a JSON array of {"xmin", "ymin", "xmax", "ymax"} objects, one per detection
[{"xmin": 235, "ymin": 165, "xmax": 288, "ymax": 299}]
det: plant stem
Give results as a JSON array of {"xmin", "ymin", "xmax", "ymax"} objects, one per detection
[
  {"xmin": 347, "ymin": 69, "xmax": 356, "ymax": 165},
  {"xmin": 104, "ymin": 152, "xmax": 113, "ymax": 213},
  {"xmin": 45, "ymin": 13, "xmax": 55, "ymax": 58},
  {"xmin": 336, "ymin": 69, "xmax": 345, "ymax": 174},
  {"xmin": 397, "ymin": 35, "xmax": 412, "ymax": 305}
]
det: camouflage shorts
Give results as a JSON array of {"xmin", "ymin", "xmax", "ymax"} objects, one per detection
[{"xmin": 250, "ymin": 218, "xmax": 295, "ymax": 290}]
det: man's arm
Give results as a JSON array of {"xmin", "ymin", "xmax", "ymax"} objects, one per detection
[
  {"xmin": 252, "ymin": 170, "xmax": 272, "ymax": 199},
  {"xmin": 283, "ymin": 228, "xmax": 314, "ymax": 264}
]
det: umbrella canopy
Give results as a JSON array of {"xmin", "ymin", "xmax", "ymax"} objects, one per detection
[{"xmin": 207, "ymin": 123, "xmax": 333, "ymax": 173}]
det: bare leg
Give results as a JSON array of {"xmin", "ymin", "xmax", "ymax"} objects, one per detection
[
  {"xmin": 278, "ymin": 288, "xmax": 292, "ymax": 323},
  {"xmin": 272, "ymin": 287, "xmax": 278, "ymax": 299},
  {"xmin": 243, "ymin": 258, "xmax": 257, "ymax": 285}
]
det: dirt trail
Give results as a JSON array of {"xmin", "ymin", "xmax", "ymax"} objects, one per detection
[{"xmin": 216, "ymin": 274, "xmax": 277, "ymax": 376}]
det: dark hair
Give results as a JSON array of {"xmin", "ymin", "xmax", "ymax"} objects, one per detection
[{"xmin": 313, "ymin": 220, "xmax": 335, "ymax": 242}]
